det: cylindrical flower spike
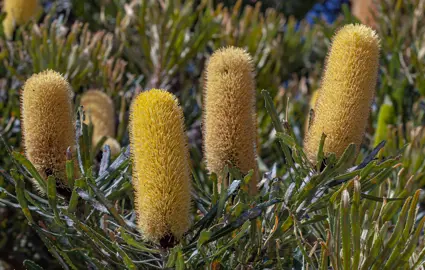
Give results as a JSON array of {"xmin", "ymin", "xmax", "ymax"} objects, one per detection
[
  {"xmin": 80, "ymin": 90, "xmax": 120, "ymax": 155},
  {"xmin": 304, "ymin": 24, "xmax": 380, "ymax": 163},
  {"xmin": 129, "ymin": 89, "xmax": 191, "ymax": 246},
  {"xmin": 204, "ymin": 46, "xmax": 258, "ymax": 193},
  {"xmin": 21, "ymin": 70, "xmax": 75, "ymax": 188},
  {"xmin": 2, "ymin": 0, "xmax": 41, "ymax": 39}
]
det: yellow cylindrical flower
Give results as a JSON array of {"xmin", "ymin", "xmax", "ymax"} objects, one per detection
[
  {"xmin": 304, "ymin": 24, "xmax": 380, "ymax": 163},
  {"xmin": 129, "ymin": 89, "xmax": 191, "ymax": 245},
  {"xmin": 80, "ymin": 90, "xmax": 120, "ymax": 155},
  {"xmin": 21, "ymin": 70, "xmax": 75, "ymax": 187},
  {"xmin": 204, "ymin": 46, "xmax": 258, "ymax": 193},
  {"xmin": 2, "ymin": 0, "xmax": 41, "ymax": 39}
]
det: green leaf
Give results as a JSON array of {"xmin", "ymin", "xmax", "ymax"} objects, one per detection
[
  {"xmin": 23, "ymin": 260, "xmax": 44, "ymax": 270},
  {"xmin": 211, "ymin": 173, "xmax": 219, "ymax": 205},
  {"xmin": 113, "ymin": 243, "xmax": 137, "ymax": 270},
  {"xmin": 370, "ymin": 196, "xmax": 411, "ymax": 269},
  {"xmin": 198, "ymin": 230, "xmax": 212, "ymax": 248},
  {"xmin": 86, "ymin": 181, "xmax": 129, "ymax": 229},
  {"xmin": 340, "ymin": 190, "xmax": 351, "ymax": 270},
  {"xmin": 12, "ymin": 152, "xmax": 46, "ymax": 192},
  {"xmin": 13, "ymin": 171, "xmax": 33, "ymax": 224},
  {"xmin": 68, "ymin": 178, "xmax": 85, "ymax": 213},
  {"xmin": 66, "ymin": 159, "xmax": 75, "ymax": 190},
  {"xmin": 351, "ymin": 180, "xmax": 361, "ymax": 270},
  {"xmin": 334, "ymin": 144, "xmax": 356, "ymax": 172},
  {"xmin": 211, "ymin": 221, "xmax": 249, "ymax": 258},
  {"xmin": 119, "ymin": 228, "xmax": 160, "ymax": 254},
  {"xmin": 262, "ymin": 90, "xmax": 293, "ymax": 166},
  {"xmin": 175, "ymin": 248, "xmax": 185, "ymax": 270},
  {"xmin": 361, "ymin": 222, "xmax": 390, "ymax": 270},
  {"xmin": 166, "ymin": 247, "xmax": 178, "ymax": 268},
  {"xmin": 316, "ymin": 133, "xmax": 327, "ymax": 171},
  {"xmin": 392, "ymin": 216, "xmax": 425, "ymax": 269},
  {"xmin": 47, "ymin": 175, "xmax": 63, "ymax": 225},
  {"xmin": 216, "ymin": 167, "xmax": 229, "ymax": 220},
  {"xmin": 412, "ymin": 246, "xmax": 425, "ymax": 270}
]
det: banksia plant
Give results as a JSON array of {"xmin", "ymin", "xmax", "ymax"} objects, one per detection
[
  {"xmin": 304, "ymin": 24, "xmax": 380, "ymax": 163},
  {"xmin": 204, "ymin": 47, "xmax": 258, "ymax": 193},
  {"xmin": 80, "ymin": 90, "xmax": 120, "ymax": 155},
  {"xmin": 2, "ymin": 0, "xmax": 41, "ymax": 39},
  {"xmin": 129, "ymin": 89, "xmax": 191, "ymax": 246},
  {"xmin": 21, "ymin": 70, "xmax": 75, "ymax": 187}
]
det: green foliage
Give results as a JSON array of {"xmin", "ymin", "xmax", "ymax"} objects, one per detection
[
  {"xmin": 117, "ymin": 0, "xmax": 219, "ymax": 90},
  {"xmin": 0, "ymin": 17, "xmax": 126, "ymax": 94}
]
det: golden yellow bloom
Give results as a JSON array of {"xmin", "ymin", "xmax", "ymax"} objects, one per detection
[
  {"xmin": 80, "ymin": 90, "xmax": 120, "ymax": 155},
  {"xmin": 204, "ymin": 46, "xmax": 258, "ymax": 193},
  {"xmin": 304, "ymin": 24, "xmax": 380, "ymax": 163},
  {"xmin": 21, "ymin": 70, "xmax": 75, "ymax": 188},
  {"xmin": 129, "ymin": 89, "xmax": 191, "ymax": 245},
  {"xmin": 3, "ymin": 0, "xmax": 41, "ymax": 39}
]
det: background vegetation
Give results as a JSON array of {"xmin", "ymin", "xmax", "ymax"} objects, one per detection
[{"xmin": 1, "ymin": 0, "xmax": 425, "ymax": 269}]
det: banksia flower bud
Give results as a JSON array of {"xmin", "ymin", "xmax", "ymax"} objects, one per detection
[
  {"xmin": 3, "ymin": 16, "xmax": 14, "ymax": 40},
  {"xmin": 129, "ymin": 89, "xmax": 191, "ymax": 246},
  {"xmin": 204, "ymin": 47, "xmax": 258, "ymax": 193},
  {"xmin": 21, "ymin": 70, "xmax": 75, "ymax": 188},
  {"xmin": 2, "ymin": 0, "xmax": 41, "ymax": 39},
  {"xmin": 80, "ymin": 90, "xmax": 120, "ymax": 155},
  {"xmin": 374, "ymin": 104, "xmax": 395, "ymax": 147},
  {"xmin": 304, "ymin": 24, "xmax": 380, "ymax": 163}
]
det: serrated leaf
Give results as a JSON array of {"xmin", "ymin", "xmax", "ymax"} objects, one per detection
[
  {"xmin": 198, "ymin": 230, "xmax": 212, "ymax": 248},
  {"xmin": 12, "ymin": 152, "xmax": 46, "ymax": 192},
  {"xmin": 23, "ymin": 260, "xmax": 44, "ymax": 270},
  {"xmin": 13, "ymin": 171, "xmax": 33, "ymax": 224},
  {"xmin": 47, "ymin": 175, "xmax": 63, "ymax": 225},
  {"xmin": 119, "ymin": 228, "xmax": 160, "ymax": 254}
]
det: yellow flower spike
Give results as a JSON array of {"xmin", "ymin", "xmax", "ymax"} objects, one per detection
[
  {"xmin": 129, "ymin": 89, "xmax": 191, "ymax": 245},
  {"xmin": 304, "ymin": 24, "xmax": 380, "ymax": 163},
  {"xmin": 80, "ymin": 90, "xmax": 120, "ymax": 156},
  {"xmin": 204, "ymin": 46, "xmax": 258, "ymax": 194},
  {"xmin": 2, "ymin": 0, "xmax": 41, "ymax": 39},
  {"xmin": 21, "ymin": 70, "xmax": 75, "ymax": 189}
]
